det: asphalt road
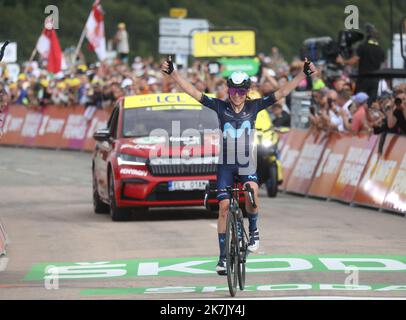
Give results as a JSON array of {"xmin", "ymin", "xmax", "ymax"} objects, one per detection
[{"xmin": 1, "ymin": 146, "xmax": 406, "ymax": 300}]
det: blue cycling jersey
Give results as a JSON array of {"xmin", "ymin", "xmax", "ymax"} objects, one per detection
[{"xmin": 200, "ymin": 93, "xmax": 277, "ymax": 166}]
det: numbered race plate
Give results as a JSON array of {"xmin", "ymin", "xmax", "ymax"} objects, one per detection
[{"xmin": 168, "ymin": 180, "xmax": 209, "ymax": 191}]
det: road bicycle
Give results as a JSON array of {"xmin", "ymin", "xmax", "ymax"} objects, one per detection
[{"xmin": 204, "ymin": 181, "xmax": 257, "ymax": 297}]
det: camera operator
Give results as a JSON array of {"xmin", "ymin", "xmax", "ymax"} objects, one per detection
[{"xmin": 336, "ymin": 23, "xmax": 385, "ymax": 104}]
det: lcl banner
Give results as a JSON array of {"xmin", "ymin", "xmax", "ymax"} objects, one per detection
[
  {"xmin": 279, "ymin": 129, "xmax": 308, "ymax": 191},
  {"xmin": 307, "ymin": 132, "xmax": 353, "ymax": 199},
  {"xmin": 329, "ymin": 134, "xmax": 378, "ymax": 203},
  {"xmin": 193, "ymin": 30, "xmax": 256, "ymax": 58},
  {"xmin": 353, "ymin": 134, "xmax": 400, "ymax": 209},
  {"xmin": 285, "ymin": 130, "xmax": 328, "ymax": 195}
]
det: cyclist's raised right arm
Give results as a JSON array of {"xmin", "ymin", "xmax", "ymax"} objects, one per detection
[
  {"xmin": 171, "ymin": 70, "xmax": 203, "ymax": 102},
  {"xmin": 161, "ymin": 57, "xmax": 202, "ymax": 102}
]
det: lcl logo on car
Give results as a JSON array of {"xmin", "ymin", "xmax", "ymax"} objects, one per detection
[{"xmin": 156, "ymin": 95, "xmax": 188, "ymax": 104}]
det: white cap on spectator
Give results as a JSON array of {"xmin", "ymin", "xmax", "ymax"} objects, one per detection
[
  {"xmin": 147, "ymin": 77, "xmax": 157, "ymax": 86},
  {"xmin": 55, "ymin": 72, "xmax": 65, "ymax": 80},
  {"xmin": 121, "ymin": 78, "xmax": 133, "ymax": 88}
]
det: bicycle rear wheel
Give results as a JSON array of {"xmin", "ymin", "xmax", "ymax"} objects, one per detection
[
  {"xmin": 226, "ymin": 209, "xmax": 239, "ymax": 297},
  {"xmin": 237, "ymin": 211, "xmax": 246, "ymax": 290}
]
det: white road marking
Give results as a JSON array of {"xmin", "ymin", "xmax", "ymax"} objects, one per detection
[
  {"xmin": 59, "ymin": 177, "xmax": 73, "ymax": 182},
  {"xmin": 15, "ymin": 168, "xmax": 40, "ymax": 176},
  {"xmin": 209, "ymin": 223, "xmax": 217, "ymax": 229}
]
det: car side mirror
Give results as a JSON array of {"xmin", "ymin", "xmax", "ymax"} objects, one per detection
[{"xmin": 93, "ymin": 128, "xmax": 111, "ymax": 142}]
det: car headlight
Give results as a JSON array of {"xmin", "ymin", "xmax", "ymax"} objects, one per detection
[{"xmin": 117, "ymin": 154, "xmax": 147, "ymax": 166}]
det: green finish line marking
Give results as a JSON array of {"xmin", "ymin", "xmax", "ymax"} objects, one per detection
[
  {"xmin": 80, "ymin": 283, "xmax": 406, "ymax": 296},
  {"xmin": 24, "ymin": 254, "xmax": 406, "ymax": 281}
]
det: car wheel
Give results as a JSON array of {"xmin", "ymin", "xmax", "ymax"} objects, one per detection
[
  {"xmin": 132, "ymin": 207, "xmax": 148, "ymax": 219},
  {"xmin": 109, "ymin": 173, "xmax": 131, "ymax": 221},
  {"xmin": 93, "ymin": 171, "xmax": 110, "ymax": 214}
]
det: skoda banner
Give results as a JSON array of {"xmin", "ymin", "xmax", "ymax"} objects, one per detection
[
  {"xmin": 193, "ymin": 30, "xmax": 256, "ymax": 58},
  {"xmin": 218, "ymin": 58, "xmax": 260, "ymax": 77}
]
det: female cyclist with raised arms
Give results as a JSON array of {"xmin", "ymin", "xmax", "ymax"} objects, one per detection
[{"xmin": 161, "ymin": 56, "xmax": 316, "ymax": 275}]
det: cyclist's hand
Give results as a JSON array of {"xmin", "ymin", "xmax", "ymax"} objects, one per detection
[
  {"xmin": 303, "ymin": 57, "xmax": 316, "ymax": 77},
  {"xmin": 161, "ymin": 55, "xmax": 174, "ymax": 75}
]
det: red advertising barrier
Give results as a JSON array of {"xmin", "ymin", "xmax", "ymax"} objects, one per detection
[
  {"xmin": 0, "ymin": 221, "xmax": 7, "ymax": 256},
  {"xmin": 279, "ymin": 129, "xmax": 308, "ymax": 191},
  {"xmin": 353, "ymin": 134, "xmax": 400, "ymax": 209},
  {"xmin": 381, "ymin": 135, "xmax": 406, "ymax": 214},
  {"xmin": 35, "ymin": 106, "xmax": 70, "ymax": 148},
  {"xmin": 285, "ymin": 130, "xmax": 329, "ymax": 195},
  {"xmin": 0, "ymin": 105, "xmax": 111, "ymax": 152},
  {"xmin": 58, "ymin": 105, "xmax": 88, "ymax": 150},
  {"xmin": 329, "ymin": 134, "xmax": 378, "ymax": 203},
  {"xmin": 82, "ymin": 109, "xmax": 110, "ymax": 152},
  {"xmin": 1, "ymin": 106, "xmax": 28, "ymax": 146},
  {"xmin": 278, "ymin": 131, "xmax": 289, "ymax": 154},
  {"xmin": 307, "ymin": 132, "xmax": 353, "ymax": 199}
]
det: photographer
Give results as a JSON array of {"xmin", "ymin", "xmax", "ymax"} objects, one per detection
[{"xmin": 386, "ymin": 93, "xmax": 406, "ymax": 135}]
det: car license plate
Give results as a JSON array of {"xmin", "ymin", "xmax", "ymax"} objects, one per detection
[{"xmin": 168, "ymin": 180, "xmax": 209, "ymax": 191}]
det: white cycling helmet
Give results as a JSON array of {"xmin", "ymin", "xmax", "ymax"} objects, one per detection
[{"xmin": 227, "ymin": 71, "xmax": 251, "ymax": 89}]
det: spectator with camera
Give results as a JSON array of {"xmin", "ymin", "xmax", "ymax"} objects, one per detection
[{"xmin": 386, "ymin": 92, "xmax": 406, "ymax": 135}]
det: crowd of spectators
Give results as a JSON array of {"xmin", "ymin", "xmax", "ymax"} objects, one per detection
[
  {"xmin": 308, "ymin": 81, "xmax": 406, "ymax": 136},
  {"xmin": 0, "ymin": 46, "xmax": 296, "ymax": 121},
  {"xmin": 1, "ymin": 32, "xmax": 406, "ymax": 136}
]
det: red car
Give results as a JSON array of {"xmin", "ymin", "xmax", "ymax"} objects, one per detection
[{"xmin": 92, "ymin": 93, "xmax": 229, "ymax": 221}]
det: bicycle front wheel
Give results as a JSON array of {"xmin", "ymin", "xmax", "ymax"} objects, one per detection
[
  {"xmin": 225, "ymin": 209, "xmax": 239, "ymax": 297},
  {"xmin": 237, "ymin": 211, "xmax": 246, "ymax": 290}
]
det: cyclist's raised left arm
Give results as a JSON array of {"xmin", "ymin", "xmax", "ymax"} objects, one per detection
[{"xmin": 274, "ymin": 58, "xmax": 317, "ymax": 101}]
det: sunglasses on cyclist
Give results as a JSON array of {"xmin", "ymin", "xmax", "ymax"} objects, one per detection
[{"xmin": 229, "ymin": 87, "xmax": 248, "ymax": 96}]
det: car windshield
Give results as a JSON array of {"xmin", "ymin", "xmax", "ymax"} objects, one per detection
[{"xmin": 122, "ymin": 106, "xmax": 219, "ymax": 137}]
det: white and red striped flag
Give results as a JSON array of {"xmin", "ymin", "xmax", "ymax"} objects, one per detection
[
  {"xmin": 85, "ymin": 0, "xmax": 106, "ymax": 61},
  {"xmin": 36, "ymin": 18, "xmax": 63, "ymax": 73}
]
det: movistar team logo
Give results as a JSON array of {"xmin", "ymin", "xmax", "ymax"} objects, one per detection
[{"xmin": 223, "ymin": 121, "xmax": 251, "ymax": 138}]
